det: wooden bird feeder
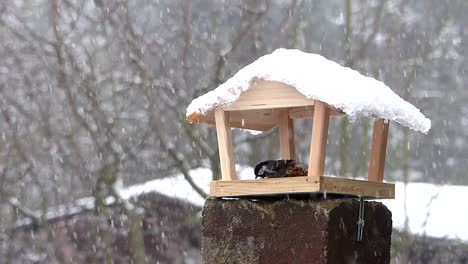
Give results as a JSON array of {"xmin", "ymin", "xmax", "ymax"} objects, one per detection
[{"xmin": 186, "ymin": 49, "xmax": 430, "ymax": 199}]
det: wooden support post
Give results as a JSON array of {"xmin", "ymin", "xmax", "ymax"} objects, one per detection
[
  {"xmin": 214, "ymin": 109, "xmax": 237, "ymax": 181},
  {"xmin": 308, "ymin": 101, "xmax": 330, "ymax": 177},
  {"xmin": 279, "ymin": 110, "xmax": 296, "ymax": 160},
  {"xmin": 368, "ymin": 119, "xmax": 389, "ymax": 182}
]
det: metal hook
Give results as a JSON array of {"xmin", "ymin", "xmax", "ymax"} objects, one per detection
[{"xmin": 357, "ymin": 196, "xmax": 365, "ymax": 242}]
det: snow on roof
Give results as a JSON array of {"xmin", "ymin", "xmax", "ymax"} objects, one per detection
[{"xmin": 187, "ymin": 49, "xmax": 431, "ymax": 133}]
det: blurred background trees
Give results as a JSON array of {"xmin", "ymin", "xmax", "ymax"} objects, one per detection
[{"xmin": 0, "ymin": 0, "xmax": 466, "ymax": 262}]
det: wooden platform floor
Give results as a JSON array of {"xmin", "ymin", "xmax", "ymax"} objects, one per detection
[{"xmin": 210, "ymin": 176, "xmax": 395, "ymax": 199}]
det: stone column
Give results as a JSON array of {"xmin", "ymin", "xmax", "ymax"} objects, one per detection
[{"xmin": 202, "ymin": 197, "xmax": 392, "ymax": 264}]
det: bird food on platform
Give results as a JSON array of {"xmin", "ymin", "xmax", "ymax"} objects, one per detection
[{"xmin": 254, "ymin": 160, "xmax": 308, "ymax": 179}]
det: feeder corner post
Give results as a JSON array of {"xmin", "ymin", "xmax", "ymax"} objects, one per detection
[
  {"xmin": 308, "ymin": 101, "xmax": 330, "ymax": 177},
  {"xmin": 214, "ymin": 109, "xmax": 237, "ymax": 181},
  {"xmin": 368, "ymin": 118, "xmax": 390, "ymax": 182},
  {"xmin": 279, "ymin": 109, "xmax": 296, "ymax": 160}
]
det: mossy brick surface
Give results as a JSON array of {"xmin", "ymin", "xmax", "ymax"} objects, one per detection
[{"xmin": 202, "ymin": 197, "xmax": 392, "ymax": 264}]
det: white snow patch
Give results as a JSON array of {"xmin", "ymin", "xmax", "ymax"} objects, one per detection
[
  {"xmin": 382, "ymin": 182, "xmax": 468, "ymax": 241},
  {"xmin": 13, "ymin": 168, "xmax": 256, "ymax": 228},
  {"xmin": 15, "ymin": 167, "xmax": 466, "ymax": 242},
  {"xmin": 126, "ymin": 168, "xmax": 466, "ymax": 241},
  {"xmin": 187, "ymin": 49, "xmax": 430, "ymax": 133},
  {"xmin": 122, "ymin": 166, "xmax": 468, "ymax": 241},
  {"xmin": 120, "ymin": 166, "xmax": 254, "ymax": 207}
]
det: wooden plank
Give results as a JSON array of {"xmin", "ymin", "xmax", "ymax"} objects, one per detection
[
  {"xmin": 308, "ymin": 101, "xmax": 330, "ymax": 177},
  {"xmin": 288, "ymin": 107, "xmax": 314, "ymax": 119},
  {"xmin": 227, "ymin": 109, "xmax": 280, "ymax": 131},
  {"xmin": 279, "ymin": 110, "xmax": 296, "ymax": 160},
  {"xmin": 288, "ymin": 106, "xmax": 344, "ymax": 119},
  {"xmin": 210, "ymin": 176, "xmax": 320, "ymax": 196},
  {"xmin": 199, "ymin": 119, "xmax": 276, "ymax": 131},
  {"xmin": 209, "ymin": 176, "xmax": 394, "ymax": 199},
  {"xmin": 320, "ymin": 176, "xmax": 395, "ymax": 199},
  {"xmin": 214, "ymin": 109, "xmax": 237, "ymax": 180},
  {"xmin": 191, "ymin": 109, "xmax": 280, "ymax": 131},
  {"xmin": 188, "ymin": 103, "xmax": 344, "ymax": 124},
  {"xmin": 368, "ymin": 119, "xmax": 390, "ymax": 182},
  {"xmin": 224, "ymin": 80, "xmax": 315, "ymax": 111}
]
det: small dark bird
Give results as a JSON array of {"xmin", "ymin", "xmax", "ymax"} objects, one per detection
[{"xmin": 254, "ymin": 160, "xmax": 296, "ymax": 179}]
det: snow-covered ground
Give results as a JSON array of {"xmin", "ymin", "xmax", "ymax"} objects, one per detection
[
  {"xmin": 122, "ymin": 167, "xmax": 468, "ymax": 241},
  {"xmin": 385, "ymin": 182, "xmax": 468, "ymax": 240},
  {"xmin": 120, "ymin": 167, "xmax": 252, "ymax": 207}
]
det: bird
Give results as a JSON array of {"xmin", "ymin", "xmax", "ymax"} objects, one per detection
[{"xmin": 254, "ymin": 160, "xmax": 296, "ymax": 179}]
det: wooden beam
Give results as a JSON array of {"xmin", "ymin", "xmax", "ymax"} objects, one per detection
[
  {"xmin": 200, "ymin": 119, "xmax": 276, "ymax": 132},
  {"xmin": 308, "ymin": 101, "xmax": 330, "ymax": 177},
  {"xmin": 368, "ymin": 119, "xmax": 390, "ymax": 182},
  {"xmin": 288, "ymin": 106, "xmax": 345, "ymax": 119},
  {"xmin": 224, "ymin": 80, "xmax": 315, "ymax": 111},
  {"xmin": 279, "ymin": 110, "xmax": 296, "ymax": 160},
  {"xmin": 210, "ymin": 176, "xmax": 395, "ymax": 199},
  {"xmin": 211, "ymin": 176, "xmax": 320, "ymax": 196},
  {"xmin": 319, "ymin": 176, "xmax": 394, "ymax": 199},
  {"xmin": 191, "ymin": 108, "xmax": 281, "ymax": 131},
  {"xmin": 214, "ymin": 109, "xmax": 237, "ymax": 181}
]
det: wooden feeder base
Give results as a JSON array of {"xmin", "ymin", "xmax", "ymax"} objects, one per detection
[{"xmin": 210, "ymin": 176, "xmax": 395, "ymax": 199}]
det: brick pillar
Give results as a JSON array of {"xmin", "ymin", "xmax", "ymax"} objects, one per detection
[{"xmin": 202, "ymin": 197, "xmax": 392, "ymax": 264}]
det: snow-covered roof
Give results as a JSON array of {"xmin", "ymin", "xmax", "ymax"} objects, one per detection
[{"xmin": 187, "ymin": 49, "xmax": 431, "ymax": 133}]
